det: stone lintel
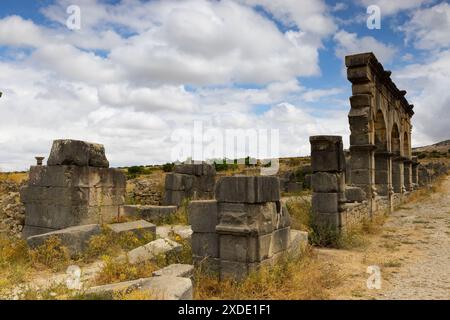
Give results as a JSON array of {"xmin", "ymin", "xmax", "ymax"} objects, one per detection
[
  {"xmin": 349, "ymin": 144, "xmax": 376, "ymax": 152},
  {"xmin": 374, "ymin": 151, "xmax": 394, "ymax": 158}
]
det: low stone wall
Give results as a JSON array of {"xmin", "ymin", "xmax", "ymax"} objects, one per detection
[
  {"xmin": 309, "ymin": 135, "xmax": 448, "ymax": 235},
  {"xmin": 0, "ymin": 180, "xmax": 26, "ymax": 237},
  {"xmin": 163, "ymin": 163, "xmax": 215, "ymax": 206}
]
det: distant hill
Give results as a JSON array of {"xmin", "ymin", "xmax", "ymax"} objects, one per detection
[
  {"xmin": 413, "ymin": 139, "xmax": 450, "ymax": 153},
  {"xmin": 413, "ymin": 139, "xmax": 450, "ymax": 164}
]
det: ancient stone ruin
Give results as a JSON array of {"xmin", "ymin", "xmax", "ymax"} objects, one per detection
[
  {"xmin": 189, "ymin": 176, "xmax": 306, "ymax": 280},
  {"xmin": 163, "ymin": 163, "xmax": 216, "ymax": 206},
  {"xmin": 21, "ymin": 139, "xmax": 126, "ymax": 237},
  {"xmin": 310, "ymin": 52, "xmax": 448, "ymax": 234}
]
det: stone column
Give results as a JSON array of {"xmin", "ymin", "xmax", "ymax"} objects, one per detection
[
  {"xmin": 403, "ymin": 158, "xmax": 413, "ymax": 191},
  {"xmin": 310, "ymin": 136, "xmax": 346, "ymax": 232},
  {"xmin": 418, "ymin": 165, "xmax": 430, "ymax": 187},
  {"xmin": 392, "ymin": 156, "xmax": 405, "ymax": 193},
  {"xmin": 411, "ymin": 157, "xmax": 419, "ymax": 189},
  {"xmin": 374, "ymin": 151, "xmax": 391, "ymax": 196}
]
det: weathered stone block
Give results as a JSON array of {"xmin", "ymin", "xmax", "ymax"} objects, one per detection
[
  {"xmin": 47, "ymin": 139, "xmax": 109, "ymax": 168},
  {"xmin": 26, "ymin": 224, "xmax": 101, "ymax": 256},
  {"xmin": 272, "ymin": 227, "xmax": 290, "ymax": 254},
  {"xmin": 312, "ymin": 193, "xmax": 338, "ymax": 214},
  {"xmin": 277, "ymin": 203, "xmax": 291, "ymax": 229},
  {"xmin": 27, "ymin": 166, "xmax": 125, "ymax": 188},
  {"xmin": 192, "ymin": 255, "xmax": 220, "ymax": 274},
  {"xmin": 107, "ymin": 220, "xmax": 156, "ymax": 239},
  {"xmin": 218, "ymin": 234, "xmax": 273, "ymax": 263},
  {"xmin": 345, "ymin": 186, "xmax": 367, "ymax": 203},
  {"xmin": 288, "ymin": 230, "xmax": 308, "ymax": 257},
  {"xmin": 310, "ymin": 136, "xmax": 344, "ymax": 173},
  {"xmin": 350, "ymin": 94, "xmax": 371, "ymax": 108},
  {"xmin": 346, "ymin": 65, "xmax": 372, "ymax": 83},
  {"xmin": 375, "ymin": 169, "xmax": 389, "ymax": 184},
  {"xmin": 152, "ymin": 264, "xmax": 194, "ymax": 278},
  {"xmin": 86, "ymin": 276, "xmax": 193, "ymax": 300},
  {"xmin": 312, "ymin": 212, "xmax": 341, "ymax": 229},
  {"xmin": 219, "ymin": 234, "xmax": 255, "ymax": 262},
  {"xmin": 22, "ymin": 225, "xmax": 56, "ymax": 238},
  {"xmin": 214, "ymin": 176, "xmax": 280, "ymax": 203},
  {"xmin": 311, "ymin": 172, "xmax": 343, "ymax": 193},
  {"xmin": 127, "ymin": 238, "xmax": 182, "ymax": 264},
  {"xmin": 352, "ymin": 83, "xmax": 372, "ymax": 95},
  {"xmin": 350, "ymin": 153, "xmax": 371, "ymax": 170},
  {"xmin": 285, "ymin": 182, "xmax": 302, "ymax": 192},
  {"xmin": 188, "ymin": 200, "xmax": 219, "ymax": 233},
  {"xmin": 220, "ymin": 260, "xmax": 249, "ymax": 281},
  {"xmin": 174, "ymin": 163, "xmax": 215, "ymax": 176},
  {"xmin": 351, "ymin": 169, "xmax": 371, "ymax": 185},
  {"xmin": 165, "ymin": 173, "xmax": 194, "ymax": 191},
  {"xmin": 191, "ymin": 232, "xmax": 219, "ymax": 258},
  {"xmin": 140, "ymin": 205, "xmax": 178, "ymax": 222},
  {"xmin": 156, "ymin": 225, "xmax": 192, "ymax": 240},
  {"xmin": 162, "ymin": 190, "xmax": 186, "ymax": 206}
]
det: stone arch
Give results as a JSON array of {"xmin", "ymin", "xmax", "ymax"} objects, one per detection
[
  {"xmin": 391, "ymin": 123, "xmax": 404, "ymax": 193},
  {"xmin": 346, "ymin": 52, "xmax": 414, "ymax": 201},
  {"xmin": 403, "ymin": 131, "xmax": 410, "ymax": 157},
  {"xmin": 374, "ymin": 110, "xmax": 387, "ymax": 151},
  {"xmin": 403, "ymin": 131, "xmax": 413, "ymax": 190},
  {"xmin": 374, "ymin": 110, "xmax": 389, "ymax": 195},
  {"xmin": 391, "ymin": 124, "xmax": 400, "ymax": 155}
]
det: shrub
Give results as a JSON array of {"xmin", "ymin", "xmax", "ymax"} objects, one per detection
[
  {"xmin": 0, "ymin": 235, "xmax": 30, "ymax": 268},
  {"xmin": 29, "ymin": 236, "xmax": 70, "ymax": 271},
  {"xmin": 94, "ymin": 256, "xmax": 157, "ymax": 285},
  {"xmin": 418, "ymin": 153, "xmax": 427, "ymax": 159},
  {"xmin": 85, "ymin": 228, "xmax": 155, "ymax": 260},
  {"xmin": 162, "ymin": 162, "xmax": 174, "ymax": 172}
]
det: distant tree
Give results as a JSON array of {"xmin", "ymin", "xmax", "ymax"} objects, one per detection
[{"xmin": 162, "ymin": 162, "xmax": 175, "ymax": 172}]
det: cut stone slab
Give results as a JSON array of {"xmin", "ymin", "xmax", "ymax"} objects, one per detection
[
  {"xmin": 140, "ymin": 276, "xmax": 193, "ymax": 300},
  {"xmin": 215, "ymin": 176, "xmax": 280, "ymax": 203},
  {"xmin": 120, "ymin": 205, "xmax": 178, "ymax": 223},
  {"xmin": 127, "ymin": 238, "xmax": 182, "ymax": 264},
  {"xmin": 288, "ymin": 230, "xmax": 308, "ymax": 258},
  {"xmin": 188, "ymin": 200, "xmax": 219, "ymax": 233},
  {"xmin": 152, "ymin": 264, "xmax": 194, "ymax": 278},
  {"xmin": 47, "ymin": 139, "xmax": 109, "ymax": 168},
  {"xmin": 173, "ymin": 163, "xmax": 216, "ymax": 176},
  {"xmin": 107, "ymin": 220, "xmax": 156, "ymax": 239},
  {"xmin": 26, "ymin": 224, "xmax": 101, "ymax": 256},
  {"xmin": 309, "ymin": 135, "xmax": 345, "ymax": 173},
  {"xmin": 85, "ymin": 276, "xmax": 193, "ymax": 300},
  {"xmin": 156, "ymin": 225, "xmax": 192, "ymax": 240},
  {"xmin": 345, "ymin": 186, "xmax": 367, "ymax": 203}
]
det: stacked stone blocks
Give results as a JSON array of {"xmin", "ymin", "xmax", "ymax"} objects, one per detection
[
  {"xmin": 163, "ymin": 163, "xmax": 216, "ymax": 206},
  {"xmin": 310, "ymin": 136, "xmax": 346, "ymax": 230},
  {"xmin": 189, "ymin": 176, "xmax": 291, "ymax": 280},
  {"xmin": 21, "ymin": 140, "xmax": 126, "ymax": 237}
]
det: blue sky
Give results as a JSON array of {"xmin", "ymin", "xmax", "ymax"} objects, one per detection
[{"xmin": 0, "ymin": 0, "xmax": 449, "ymax": 171}]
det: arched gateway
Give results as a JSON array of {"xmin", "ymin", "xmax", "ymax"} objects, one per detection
[{"xmin": 346, "ymin": 52, "xmax": 414, "ymax": 212}]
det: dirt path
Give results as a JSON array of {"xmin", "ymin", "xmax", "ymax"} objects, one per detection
[{"xmin": 319, "ymin": 176, "xmax": 450, "ymax": 300}]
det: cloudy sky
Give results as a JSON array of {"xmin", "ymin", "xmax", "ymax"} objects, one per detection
[{"xmin": 0, "ymin": 0, "xmax": 449, "ymax": 171}]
